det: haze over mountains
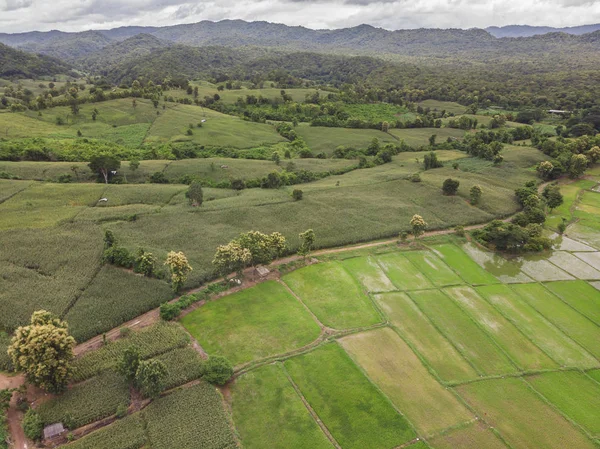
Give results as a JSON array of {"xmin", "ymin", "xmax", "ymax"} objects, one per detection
[
  {"xmin": 486, "ymin": 23, "xmax": 600, "ymax": 38},
  {"xmin": 1, "ymin": 19, "xmax": 599, "ymax": 83}
]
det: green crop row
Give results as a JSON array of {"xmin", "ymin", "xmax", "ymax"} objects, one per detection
[{"xmin": 64, "ymin": 414, "xmax": 146, "ymax": 449}]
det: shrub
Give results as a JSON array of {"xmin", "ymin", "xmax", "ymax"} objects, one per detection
[
  {"xmin": 442, "ymin": 178, "xmax": 460, "ymax": 195},
  {"xmin": 103, "ymin": 246, "xmax": 134, "ymax": 268},
  {"xmin": 149, "ymin": 172, "xmax": 169, "ymax": 184},
  {"xmin": 202, "ymin": 356, "xmax": 233, "ymax": 385},
  {"xmin": 557, "ymin": 218, "xmax": 567, "ymax": 235},
  {"xmin": 454, "ymin": 225, "xmax": 465, "ymax": 237},
  {"xmin": 423, "ymin": 152, "xmax": 443, "ymax": 170},
  {"xmin": 115, "ymin": 403, "xmax": 128, "ymax": 419},
  {"xmin": 159, "ymin": 302, "xmax": 181, "ymax": 321},
  {"xmin": 292, "ymin": 189, "xmax": 303, "ymax": 201},
  {"xmin": 470, "ymin": 185, "xmax": 482, "ymax": 205},
  {"xmin": 23, "ymin": 409, "xmax": 43, "ymax": 440},
  {"xmin": 409, "ymin": 173, "xmax": 421, "ymax": 182}
]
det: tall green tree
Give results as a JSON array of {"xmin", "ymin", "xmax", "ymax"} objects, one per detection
[
  {"xmin": 88, "ymin": 155, "xmax": 121, "ymax": 184},
  {"xmin": 8, "ymin": 311, "xmax": 75, "ymax": 393},
  {"xmin": 135, "ymin": 359, "xmax": 167, "ymax": 398},
  {"xmin": 186, "ymin": 181, "xmax": 204, "ymax": 207}
]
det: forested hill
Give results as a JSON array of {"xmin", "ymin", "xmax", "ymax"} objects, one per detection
[
  {"xmin": 0, "ymin": 42, "xmax": 73, "ymax": 78},
  {"xmin": 487, "ymin": 23, "xmax": 600, "ymax": 38},
  {"xmin": 1, "ymin": 20, "xmax": 599, "ymax": 63}
]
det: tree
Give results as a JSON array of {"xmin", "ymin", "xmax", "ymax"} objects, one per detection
[
  {"xmin": 298, "ymin": 229, "xmax": 316, "ymax": 257},
  {"xmin": 91, "ymin": 108, "xmax": 98, "ymax": 121},
  {"xmin": 410, "ymin": 214, "xmax": 427, "ymax": 240},
  {"xmin": 292, "ymin": 189, "xmax": 303, "ymax": 201},
  {"xmin": 423, "ymin": 152, "xmax": 443, "ymax": 170},
  {"xmin": 129, "ymin": 159, "xmax": 140, "ymax": 172},
  {"xmin": 132, "ymin": 98, "xmax": 137, "ymax": 109},
  {"xmin": 470, "ymin": 185, "xmax": 483, "ymax": 205},
  {"xmin": 537, "ymin": 161, "xmax": 554, "ymax": 180},
  {"xmin": 569, "ymin": 154, "xmax": 588, "ymax": 178},
  {"xmin": 236, "ymin": 231, "xmax": 287, "ymax": 265},
  {"xmin": 271, "ymin": 152, "xmax": 280, "ymax": 165},
  {"xmin": 381, "ymin": 121, "xmax": 389, "ymax": 133},
  {"xmin": 202, "ymin": 356, "xmax": 233, "ymax": 385},
  {"xmin": 164, "ymin": 251, "xmax": 192, "ymax": 292},
  {"xmin": 442, "ymin": 178, "xmax": 460, "ymax": 195},
  {"xmin": 587, "ymin": 146, "xmax": 600, "ymax": 164},
  {"xmin": 117, "ymin": 346, "xmax": 141, "ymax": 383},
  {"xmin": 88, "ymin": 155, "xmax": 120, "ymax": 184},
  {"xmin": 134, "ymin": 249, "xmax": 157, "ymax": 277},
  {"xmin": 429, "ymin": 134, "xmax": 437, "ymax": 146},
  {"xmin": 135, "ymin": 359, "xmax": 167, "ymax": 398},
  {"xmin": 8, "ymin": 311, "xmax": 75, "ymax": 393},
  {"xmin": 542, "ymin": 184, "xmax": 564, "ymax": 211},
  {"xmin": 186, "ymin": 181, "xmax": 203, "ymax": 207},
  {"xmin": 212, "ymin": 242, "xmax": 252, "ymax": 278},
  {"xmin": 23, "ymin": 409, "xmax": 43, "ymax": 440}
]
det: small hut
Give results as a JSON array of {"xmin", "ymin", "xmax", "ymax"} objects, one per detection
[
  {"xmin": 254, "ymin": 266, "xmax": 270, "ymax": 278},
  {"xmin": 43, "ymin": 423, "xmax": 65, "ymax": 440}
]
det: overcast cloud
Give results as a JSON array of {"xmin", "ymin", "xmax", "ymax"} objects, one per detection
[{"xmin": 0, "ymin": 0, "xmax": 599, "ymax": 33}]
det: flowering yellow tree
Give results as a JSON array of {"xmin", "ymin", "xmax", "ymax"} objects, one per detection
[
  {"xmin": 212, "ymin": 242, "xmax": 252, "ymax": 278},
  {"xmin": 410, "ymin": 214, "xmax": 427, "ymax": 240},
  {"xmin": 164, "ymin": 251, "xmax": 192, "ymax": 292}
]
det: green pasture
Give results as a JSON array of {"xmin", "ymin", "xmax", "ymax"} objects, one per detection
[
  {"xmin": 444, "ymin": 286, "xmax": 557, "ymax": 371},
  {"xmin": 428, "ymin": 421, "xmax": 508, "ymax": 449},
  {"xmin": 179, "ymin": 84, "xmax": 319, "ymax": 104},
  {"xmin": 388, "ymin": 127, "xmax": 465, "ymax": 148},
  {"xmin": 403, "ymin": 251, "xmax": 463, "ymax": 287},
  {"xmin": 417, "ymin": 100, "xmax": 466, "ymax": 115},
  {"xmin": 282, "ymin": 262, "xmax": 381, "ymax": 329},
  {"xmin": 511, "ymin": 283, "xmax": 600, "ymax": 359},
  {"xmin": 294, "ymin": 125, "xmax": 397, "ymax": 155},
  {"xmin": 526, "ymin": 371, "xmax": 600, "ymax": 437},
  {"xmin": 342, "ymin": 103, "xmax": 414, "ymax": 123},
  {"xmin": 340, "ymin": 327, "xmax": 472, "ymax": 436},
  {"xmin": 456, "ymin": 378, "xmax": 596, "ymax": 449},
  {"xmin": 375, "ymin": 252, "xmax": 433, "ymax": 290},
  {"xmin": 340, "ymin": 256, "xmax": 396, "ymax": 293},
  {"xmin": 544, "ymin": 280, "xmax": 600, "ymax": 326},
  {"xmin": 284, "ymin": 343, "xmax": 416, "ymax": 449},
  {"xmin": 477, "ymin": 284, "xmax": 599, "ymax": 368},
  {"xmin": 374, "ymin": 292, "xmax": 477, "ymax": 383},
  {"xmin": 410, "ymin": 289, "xmax": 517, "ymax": 375},
  {"xmin": 145, "ymin": 104, "xmax": 284, "ymax": 148},
  {"xmin": 181, "ymin": 281, "xmax": 321, "ymax": 365},
  {"xmin": 232, "ymin": 364, "xmax": 334, "ymax": 449}
]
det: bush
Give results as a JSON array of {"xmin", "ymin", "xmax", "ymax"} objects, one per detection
[
  {"xmin": 149, "ymin": 172, "xmax": 169, "ymax": 184},
  {"xmin": 115, "ymin": 403, "xmax": 128, "ymax": 419},
  {"xmin": 103, "ymin": 246, "xmax": 134, "ymax": 268},
  {"xmin": 202, "ymin": 356, "xmax": 233, "ymax": 385},
  {"xmin": 442, "ymin": 178, "xmax": 460, "ymax": 195},
  {"xmin": 23, "ymin": 409, "xmax": 43, "ymax": 440},
  {"xmin": 159, "ymin": 302, "xmax": 181, "ymax": 321},
  {"xmin": 454, "ymin": 225, "xmax": 465, "ymax": 237},
  {"xmin": 409, "ymin": 173, "xmax": 421, "ymax": 182},
  {"xmin": 557, "ymin": 219, "xmax": 567, "ymax": 235},
  {"xmin": 292, "ymin": 189, "xmax": 303, "ymax": 201}
]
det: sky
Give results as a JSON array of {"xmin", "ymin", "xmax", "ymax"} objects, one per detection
[{"xmin": 1, "ymin": 0, "xmax": 600, "ymax": 33}]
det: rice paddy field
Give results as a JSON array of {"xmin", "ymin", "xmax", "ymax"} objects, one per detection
[{"xmin": 168, "ymin": 236, "xmax": 600, "ymax": 449}]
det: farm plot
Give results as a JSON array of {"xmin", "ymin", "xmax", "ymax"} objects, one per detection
[
  {"xmin": 181, "ymin": 281, "xmax": 321, "ymax": 365},
  {"xmin": 388, "ymin": 128, "xmax": 466, "ymax": 148},
  {"xmin": 65, "ymin": 265, "xmax": 174, "ymax": 343},
  {"xmin": 409, "ymin": 289, "xmax": 517, "ymax": 376},
  {"xmin": 36, "ymin": 370, "xmax": 130, "ymax": 429},
  {"xmin": 544, "ymin": 280, "xmax": 600, "ymax": 326},
  {"xmin": 0, "ymin": 179, "xmax": 32, "ymax": 202},
  {"xmin": 444, "ymin": 286, "xmax": 556, "ymax": 371},
  {"xmin": 526, "ymin": 371, "xmax": 600, "ymax": 438},
  {"xmin": 546, "ymin": 251, "xmax": 600, "ymax": 280},
  {"xmin": 575, "ymin": 251, "xmax": 600, "ymax": 270},
  {"xmin": 461, "ymin": 243, "xmax": 532, "ymax": 284},
  {"xmin": 516, "ymin": 257, "xmax": 574, "ymax": 282},
  {"xmin": 63, "ymin": 413, "xmax": 147, "ymax": 449},
  {"xmin": 282, "ymin": 262, "xmax": 381, "ymax": 329},
  {"xmin": 428, "ymin": 421, "xmax": 508, "ymax": 449},
  {"xmin": 0, "ymin": 222, "xmax": 103, "ymax": 332},
  {"xmin": 231, "ymin": 364, "xmax": 334, "ymax": 449},
  {"xmin": 511, "ymin": 283, "xmax": 600, "ymax": 359},
  {"xmin": 340, "ymin": 328, "xmax": 473, "ymax": 436},
  {"xmin": 284, "ymin": 343, "xmax": 415, "ymax": 449},
  {"xmin": 143, "ymin": 382, "xmax": 237, "ymax": 449},
  {"xmin": 374, "ymin": 252, "xmax": 433, "ymax": 291},
  {"xmin": 71, "ymin": 322, "xmax": 190, "ymax": 382},
  {"xmin": 340, "ymin": 256, "xmax": 396, "ymax": 293},
  {"xmin": 403, "ymin": 251, "xmax": 463, "ymax": 287},
  {"xmin": 476, "ymin": 285, "xmax": 599, "ymax": 368},
  {"xmin": 294, "ymin": 125, "xmax": 397, "ymax": 156},
  {"xmin": 374, "ymin": 292, "xmax": 477, "ymax": 383},
  {"xmin": 154, "ymin": 346, "xmax": 204, "ymax": 390},
  {"xmin": 101, "ymin": 184, "xmax": 186, "ymax": 206},
  {"xmin": 431, "ymin": 244, "xmax": 498, "ymax": 285},
  {"xmin": 456, "ymin": 378, "xmax": 596, "ymax": 449}
]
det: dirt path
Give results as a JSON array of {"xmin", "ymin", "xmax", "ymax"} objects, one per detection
[{"xmin": 0, "ymin": 373, "xmax": 30, "ymax": 449}]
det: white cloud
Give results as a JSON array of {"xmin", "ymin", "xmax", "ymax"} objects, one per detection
[{"xmin": 0, "ymin": 0, "xmax": 599, "ymax": 32}]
